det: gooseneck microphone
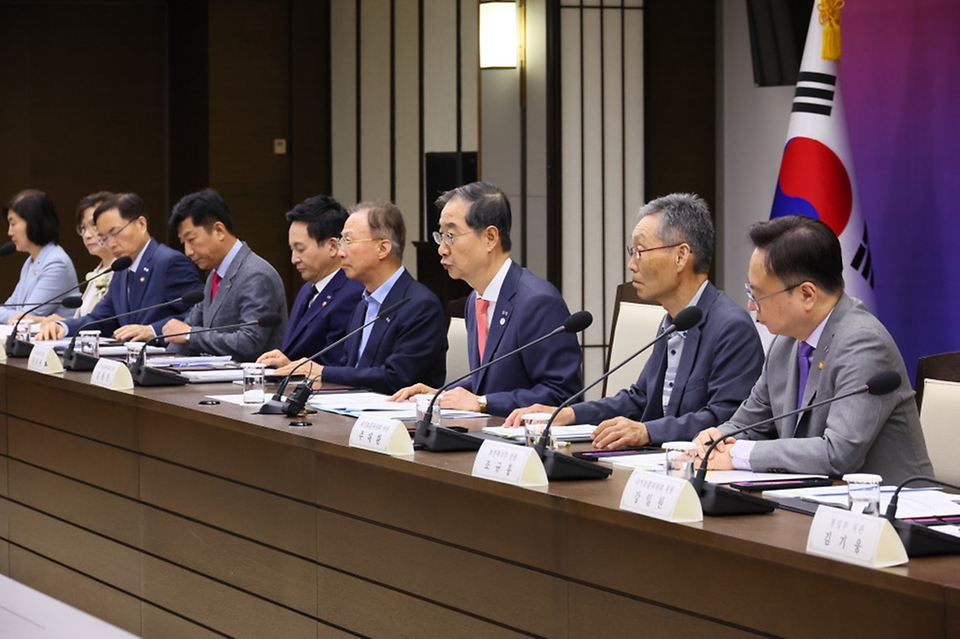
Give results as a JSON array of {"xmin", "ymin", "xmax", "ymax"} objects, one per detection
[
  {"xmin": 6, "ymin": 255, "xmax": 134, "ymax": 357},
  {"xmin": 533, "ymin": 306, "xmax": 703, "ymax": 481},
  {"xmin": 413, "ymin": 310, "xmax": 593, "ymax": 452},
  {"xmin": 131, "ymin": 313, "xmax": 283, "ymax": 386},
  {"xmin": 62, "ymin": 272, "xmax": 198, "ymax": 371},
  {"xmin": 693, "ymin": 371, "xmax": 902, "ymax": 516},
  {"xmin": 0, "ymin": 242, "xmax": 16, "ymax": 257},
  {"xmin": 257, "ymin": 297, "xmax": 411, "ymax": 416},
  {"xmin": 883, "ymin": 475, "xmax": 960, "ymax": 556}
]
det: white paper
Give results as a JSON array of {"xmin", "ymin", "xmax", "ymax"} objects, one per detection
[
  {"xmin": 763, "ymin": 486, "xmax": 960, "ymax": 519},
  {"xmin": 482, "ymin": 424, "xmax": 595, "ymax": 442},
  {"xmin": 310, "ymin": 392, "xmax": 485, "ymax": 419},
  {"xmin": 204, "ymin": 394, "xmax": 251, "ymax": 406}
]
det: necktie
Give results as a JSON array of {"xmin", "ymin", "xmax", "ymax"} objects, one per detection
[
  {"xmin": 306, "ymin": 286, "xmax": 320, "ymax": 309},
  {"xmin": 476, "ymin": 298, "xmax": 490, "ymax": 361},
  {"xmin": 211, "ymin": 272, "xmax": 221, "ymax": 301},
  {"xmin": 796, "ymin": 341, "xmax": 814, "ymax": 409}
]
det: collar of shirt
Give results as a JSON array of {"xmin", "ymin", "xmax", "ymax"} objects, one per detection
[
  {"xmin": 29, "ymin": 242, "xmax": 58, "ymax": 268},
  {"xmin": 129, "ymin": 238, "xmax": 153, "ymax": 273},
  {"xmin": 476, "ymin": 257, "xmax": 512, "ymax": 328},
  {"xmin": 659, "ymin": 279, "xmax": 710, "ymax": 336},
  {"xmin": 215, "ymin": 239, "xmax": 243, "ymax": 279},
  {"xmin": 362, "ymin": 265, "xmax": 406, "ymax": 309},
  {"xmin": 803, "ymin": 307, "xmax": 834, "ymax": 351},
  {"xmin": 313, "ymin": 268, "xmax": 339, "ymax": 297}
]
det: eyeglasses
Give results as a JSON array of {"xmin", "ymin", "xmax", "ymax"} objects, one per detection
[
  {"xmin": 744, "ymin": 282, "xmax": 801, "ymax": 307},
  {"xmin": 432, "ymin": 230, "xmax": 473, "ymax": 246},
  {"xmin": 625, "ymin": 243, "xmax": 683, "ymax": 260},
  {"xmin": 96, "ymin": 219, "xmax": 135, "ymax": 246},
  {"xmin": 76, "ymin": 224, "xmax": 97, "ymax": 237},
  {"xmin": 337, "ymin": 236, "xmax": 381, "ymax": 249}
]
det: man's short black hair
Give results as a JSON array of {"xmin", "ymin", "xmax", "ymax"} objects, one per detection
[
  {"xmin": 748, "ymin": 215, "xmax": 845, "ymax": 294},
  {"xmin": 285, "ymin": 195, "xmax": 349, "ymax": 243},
  {"xmin": 169, "ymin": 188, "xmax": 233, "ymax": 235}
]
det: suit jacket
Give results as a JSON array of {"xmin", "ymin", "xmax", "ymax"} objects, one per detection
[
  {"xmin": 573, "ymin": 282, "xmax": 764, "ymax": 443},
  {"xmin": 322, "ymin": 269, "xmax": 447, "ymax": 394},
  {"xmin": 175, "ymin": 243, "xmax": 287, "ymax": 362},
  {"xmin": 282, "ymin": 269, "xmax": 365, "ymax": 363},
  {"xmin": 721, "ymin": 293, "xmax": 934, "ymax": 484},
  {"xmin": 457, "ymin": 261, "xmax": 582, "ymax": 416},
  {"xmin": 0, "ymin": 243, "xmax": 78, "ymax": 322},
  {"xmin": 63, "ymin": 240, "xmax": 203, "ymax": 336}
]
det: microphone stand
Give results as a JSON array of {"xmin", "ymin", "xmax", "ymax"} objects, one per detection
[
  {"xmin": 533, "ymin": 306, "xmax": 704, "ymax": 481},
  {"xmin": 884, "ymin": 476, "xmax": 960, "ymax": 556},
  {"xmin": 414, "ymin": 311, "xmax": 593, "ymax": 452}
]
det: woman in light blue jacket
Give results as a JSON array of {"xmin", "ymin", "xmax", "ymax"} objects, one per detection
[{"xmin": 1, "ymin": 189, "xmax": 78, "ymax": 323}]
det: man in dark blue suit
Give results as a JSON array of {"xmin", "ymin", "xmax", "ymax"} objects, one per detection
[
  {"xmin": 39, "ymin": 192, "xmax": 203, "ymax": 341},
  {"xmin": 271, "ymin": 201, "xmax": 446, "ymax": 395},
  {"xmin": 258, "ymin": 196, "xmax": 364, "ymax": 368},
  {"xmin": 505, "ymin": 193, "xmax": 765, "ymax": 449},
  {"xmin": 392, "ymin": 182, "xmax": 582, "ymax": 416}
]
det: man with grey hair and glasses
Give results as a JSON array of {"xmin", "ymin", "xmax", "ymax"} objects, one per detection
[{"xmin": 506, "ymin": 193, "xmax": 764, "ymax": 450}]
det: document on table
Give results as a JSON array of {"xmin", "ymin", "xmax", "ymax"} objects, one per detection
[
  {"xmin": 762, "ymin": 485, "xmax": 960, "ymax": 519},
  {"xmin": 482, "ymin": 424, "xmax": 595, "ymax": 442},
  {"xmin": 609, "ymin": 454, "xmax": 831, "ymax": 484},
  {"xmin": 309, "ymin": 391, "xmax": 485, "ymax": 419}
]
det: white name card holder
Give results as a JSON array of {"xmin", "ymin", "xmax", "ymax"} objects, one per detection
[
  {"xmin": 471, "ymin": 440, "xmax": 548, "ymax": 488},
  {"xmin": 619, "ymin": 469, "xmax": 703, "ymax": 523},
  {"xmin": 348, "ymin": 414, "xmax": 415, "ymax": 456},
  {"xmin": 27, "ymin": 344, "xmax": 64, "ymax": 375},
  {"xmin": 0, "ymin": 339, "xmax": 6, "ymax": 362},
  {"xmin": 806, "ymin": 505, "xmax": 908, "ymax": 568},
  {"xmin": 90, "ymin": 359, "xmax": 134, "ymax": 391}
]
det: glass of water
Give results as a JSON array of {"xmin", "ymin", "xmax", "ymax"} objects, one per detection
[
  {"xmin": 242, "ymin": 362, "xmax": 266, "ymax": 404},
  {"xmin": 843, "ymin": 473, "xmax": 883, "ymax": 516},
  {"xmin": 79, "ymin": 329, "xmax": 101, "ymax": 358}
]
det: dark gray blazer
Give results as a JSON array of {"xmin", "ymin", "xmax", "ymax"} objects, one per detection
[
  {"xmin": 721, "ymin": 293, "xmax": 933, "ymax": 485},
  {"xmin": 175, "ymin": 242, "xmax": 287, "ymax": 361}
]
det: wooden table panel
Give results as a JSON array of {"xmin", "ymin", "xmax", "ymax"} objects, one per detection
[
  {"xmin": 141, "ymin": 505, "xmax": 318, "ymax": 616},
  {"xmin": 139, "ymin": 456, "xmax": 317, "ymax": 559},
  {"xmin": 140, "ymin": 555, "xmax": 318, "ymax": 639},
  {"xmin": 6, "ymin": 501, "xmax": 140, "ymax": 595},
  {"xmin": 7, "ymin": 418, "xmax": 139, "ymax": 498},
  {"xmin": 9, "ymin": 545, "xmax": 141, "ymax": 635},
  {"xmin": 315, "ymin": 564, "xmax": 529, "ymax": 639},
  {"xmin": 6, "ymin": 460, "xmax": 140, "ymax": 547},
  {"xmin": 141, "ymin": 603, "xmax": 227, "ymax": 639}
]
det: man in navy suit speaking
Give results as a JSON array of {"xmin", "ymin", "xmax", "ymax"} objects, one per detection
[
  {"xmin": 257, "ymin": 195, "xmax": 364, "ymax": 367},
  {"xmin": 392, "ymin": 181, "xmax": 583, "ymax": 416}
]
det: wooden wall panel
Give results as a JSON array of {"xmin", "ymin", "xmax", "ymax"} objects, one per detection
[{"xmin": 141, "ymin": 603, "xmax": 226, "ymax": 639}]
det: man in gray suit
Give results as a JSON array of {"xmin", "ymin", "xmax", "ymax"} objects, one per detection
[
  {"xmin": 694, "ymin": 215, "xmax": 932, "ymax": 485},
  {"xmin": 161, "ymin": 189, "xmax": 287, "ymax": 362}
]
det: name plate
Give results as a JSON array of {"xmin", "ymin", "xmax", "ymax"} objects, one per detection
[
  {"xmin": 619, "ymin": 469, "xmax": 703, "ymax": 523},
  {"xmin": 27, "ymin": 344, "xmax": 64, "ymax": 375},
  {"xmin": 471, "ymin": 440, "xmax": 547, "ymax": 487},
  {"xmin": 806, "ymin": 505, "xmax": 908, "ymax": 568},
  {"xmin": 348, "ymin": 414, "xmax": 415, "ymax": 456},
  {"xmin": 0, "ymin": 339, "xmax": 6, "ymax": 362},
  {"xmin": 90, "ymin": 359, "xmax": 134, "ymax": 391}
]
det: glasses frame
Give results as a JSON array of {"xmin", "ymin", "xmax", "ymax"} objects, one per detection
[
  {"xmin": 337, "ymin": 236, "xmax": 382, "ymax": 250},
  {"xmin": 744, "ymin": 281, "xmax": 801, "ymax": 308},
  {"xmin": 625, "ymin": 242, "xmax": 683, "ymax": 260},
  {"xmin": 76, "ymin": 223, "xmax": 97, "ymax": 237},
  {"xmin": 96, "ymin": 219, "xmax": 135, "ymax": 246},
  {"xmin": 432, "ymin": 230, "xmax": 474, "ymax": 246}
]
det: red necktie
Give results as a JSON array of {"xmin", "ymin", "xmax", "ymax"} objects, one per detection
[
  {"xmin": 211, "ymin": 271, "xmax": 221, "ymax": 300},
  {"xmin": 476, "ymin": 298, "xmax": 490, "ymax": 361}
]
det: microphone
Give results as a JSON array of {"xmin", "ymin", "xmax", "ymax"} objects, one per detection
[
  {"xmin": 6, "ymin": 255, "xmax": 134, "ymax": 358},
  {"xmin": 0, "ymin": 242, "xmax": 16, "ymax": 257},
  {"xmin": 533, "ymin": 306, "xmax": 703, "ymax": 481},
  {"xmin": 693, "ymin": 371, "xmax": 903, "ymax": 516},
  {"xmin": 0, "ymin": 296, "xmax": 83, "ymax": 309},
  {"xmin": 414, "ymin": 310, "xmax": 594, "ymax": 452},
  {"xmin": 3, "ymin": 295, "xmax": 82, "ymax": 355},
  {"xmin": 258, "ymin": 297, "xmax": 412, "ymax": 416},
  {"xmin": 130, "ymin": 313, "xmax": 283, "ymax": 386},
  {"xmin": 62, "ymin": 288, "xmax": 205, "ymax": 371},
  {"xmin": 883, "ymin": 476, "xmax": 960, "ymax": 556}
]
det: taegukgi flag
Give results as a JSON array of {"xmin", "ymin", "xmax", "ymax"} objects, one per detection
[{"xmin": 770, "ymin": 1, "xmax": 875, "ymax": 310}]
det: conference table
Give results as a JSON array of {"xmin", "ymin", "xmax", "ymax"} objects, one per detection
[{"xmin": 1, "ymin": 359, "xmax": 958, "ymax": 638}]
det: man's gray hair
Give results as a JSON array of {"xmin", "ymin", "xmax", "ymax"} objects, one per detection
[{"xmin": 638, "ymin": 193, "xmax": 714, "ymax": 274}]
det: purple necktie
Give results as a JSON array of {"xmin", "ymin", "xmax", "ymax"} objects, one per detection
[{"xmin": 797, "ymin": 341, "xmax": 814, "ymax": 409}]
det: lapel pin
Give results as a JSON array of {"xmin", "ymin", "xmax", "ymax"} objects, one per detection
[
  {"xmin": 322, "ymin": 301, "xmax": 327, "ymax": 307},
  {"xmin": 139, "ymin": 277, "xmax": 145, "ymax": 283},
  {"xmin": 499, "ymin": 318, "xmax": 506, "ymax": 325},
  {"xmin": 819, "ymin": 361, "xmax": 824, "ymax": 370}
]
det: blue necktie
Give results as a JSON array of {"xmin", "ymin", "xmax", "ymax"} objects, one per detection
[{"xmin": 796, "ymin": 341, "xmax": 814, "ymax": 409}]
